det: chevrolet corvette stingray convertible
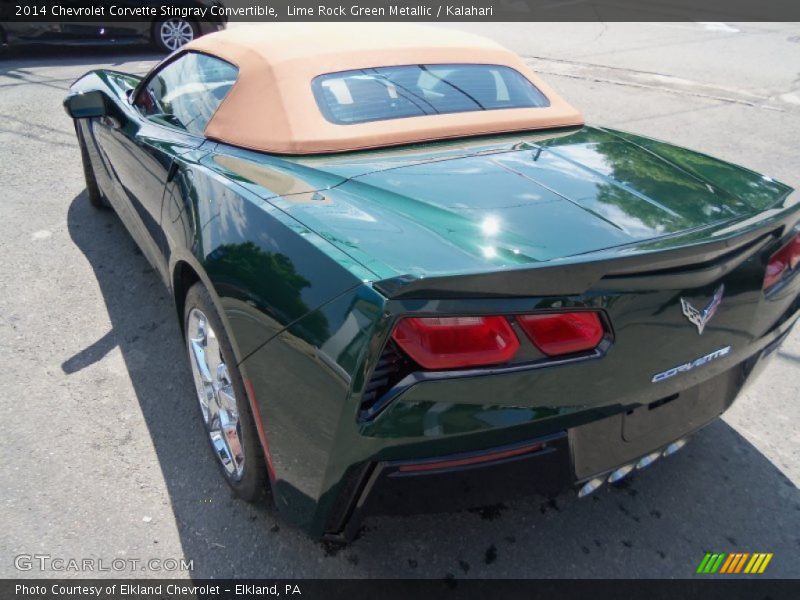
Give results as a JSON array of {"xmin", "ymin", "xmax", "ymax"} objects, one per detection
[{"xmin": 64, "ymin": 24, "xmax": 800, "ymax": 540}]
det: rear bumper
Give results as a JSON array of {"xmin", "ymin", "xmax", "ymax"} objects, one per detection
[
  {"xmin": 332, "ymin": 433, "xmax": 571, "ymax": 541},
  {"xmin": 325, "ymin": 315, "xmax": 796, "ymax": 541}
]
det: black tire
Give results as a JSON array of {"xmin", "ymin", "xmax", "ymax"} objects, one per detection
[
  {"xmin": 152, "ymin": 18, "xmax": 198, "ymax": 53},
  {"xmin": 75, "ymin": 124, "xmax": 110, "ymax": 209},
  {"xmin": 183, "ymin": 282, "xmax": 268, "ymax": 502}
]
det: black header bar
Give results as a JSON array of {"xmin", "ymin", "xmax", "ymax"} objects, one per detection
[
  {"xmin": 2, "ymin": 1, "xmax": 800, "ymax": 23},
  {"xmin": 3, "ymin": 579, "xmax": 800, "ymax": 600}
]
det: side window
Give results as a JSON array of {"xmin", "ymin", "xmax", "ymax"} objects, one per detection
[{"xmin": 134, "ymin": 52, "xmax": 238, "ymax": 136}]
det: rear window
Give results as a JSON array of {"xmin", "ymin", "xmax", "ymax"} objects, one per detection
[{"xmin": 312, "ymin": 64, "xmax": 550, "ymax": 125}]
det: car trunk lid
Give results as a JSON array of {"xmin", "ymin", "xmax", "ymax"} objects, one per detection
[{"xmin": 270, "ymin": 126, "xmax": 792, "ymax": 282}]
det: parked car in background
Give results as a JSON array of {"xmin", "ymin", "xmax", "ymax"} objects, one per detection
[
  {"xmin": 63, "ymin": 24, "xmax": 800, "ymax": 541},
  {"xmin": 1, "ymin": 1, "xmax": 226, "ymax": 52}
]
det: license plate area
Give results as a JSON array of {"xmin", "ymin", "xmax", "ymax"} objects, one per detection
[{"xmin": 570, "ymin": 370, "xmax": 737, "ymax": 480}]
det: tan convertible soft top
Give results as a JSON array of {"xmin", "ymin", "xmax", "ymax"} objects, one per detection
[{"xmin": 186, "ymin": 24, "xmax": 583, "ymax": 154}]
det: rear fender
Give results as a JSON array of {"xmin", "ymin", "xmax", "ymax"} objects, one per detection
[{"xmin": 163, "ymin": 150, "xmax": 377, "ymax": 363}]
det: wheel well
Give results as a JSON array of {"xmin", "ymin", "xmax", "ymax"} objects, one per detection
[{"xmin": 172, "ymin": 261, "xmax": 201, "ymax": 329}]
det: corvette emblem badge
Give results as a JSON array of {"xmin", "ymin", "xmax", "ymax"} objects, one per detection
[{"xmin": 680, "ymin": 284, "xmax": 725, "ymax": 335}]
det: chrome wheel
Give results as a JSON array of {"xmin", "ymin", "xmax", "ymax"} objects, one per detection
[
  {"xmin": 187, "ymin": 308, "xmax": 245, "ymax": 479},
  {"xmin": 158, "ymin": 19, "xmax": 195, "ymax": 51}
]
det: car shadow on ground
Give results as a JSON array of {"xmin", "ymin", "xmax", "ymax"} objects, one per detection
[
  {"xmin": 0, "ymin": 45, "xmax": 160, "ymax": 92},
  {"xmin": 63, "ymin": 190, "xmax": 800, "ymax": 578},
  {"xmin": 0, "ymin": 44, "xmax": 163, "ymax": 69}
]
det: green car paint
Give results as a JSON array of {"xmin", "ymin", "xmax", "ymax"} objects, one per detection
[{"xmin": 67, "ymin": 68, "xmax": 800, "ymax": 539}]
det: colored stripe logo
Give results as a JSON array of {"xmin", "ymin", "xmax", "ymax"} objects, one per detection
[{"xmin": 696, "ymin": 552, "xmax": 773, "ymax": 574}]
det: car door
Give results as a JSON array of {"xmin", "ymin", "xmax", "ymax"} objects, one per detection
[
  {"xmin": 56, "ymin": 1, "xmax": 147, "ymax": 43},
  {"xmin": 96, "ymin": 52, "xmax": 239, "ymax": 285},
  {"xmin": 2, "ymin": 22, "xmax": 62, "ymax": 44}
]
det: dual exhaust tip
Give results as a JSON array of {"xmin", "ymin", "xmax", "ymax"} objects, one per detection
[{"xmin": 577, "ymin": 438, "xmax": 688, "ymax": 498}]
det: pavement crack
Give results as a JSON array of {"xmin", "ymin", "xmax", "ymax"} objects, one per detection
[
  {"xmin": 527, "ymin": 60, "xmax": 784, "ymax": 111},
  {"xmin": 523, "ymin": 55, "xmax": 793, "ymax": 112}
]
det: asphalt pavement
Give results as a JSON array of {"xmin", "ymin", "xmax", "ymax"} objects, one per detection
[{"xmin": 0, "ymin": 22, "xmax": 798, "ymax": 579}]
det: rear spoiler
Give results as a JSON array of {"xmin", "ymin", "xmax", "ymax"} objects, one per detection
[{"xmin": 374, "ymin": 208, "xmax": 800, "ymax": 299}]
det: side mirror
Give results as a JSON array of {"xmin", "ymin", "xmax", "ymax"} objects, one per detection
[{"xmin": 64, "ymin": 90, "xmax": 109, "ymax": 119}]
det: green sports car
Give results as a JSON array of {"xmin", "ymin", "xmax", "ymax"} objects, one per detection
[{"xmin": 64, "ymin": 24, "xmax": 800, "ymax": 541}]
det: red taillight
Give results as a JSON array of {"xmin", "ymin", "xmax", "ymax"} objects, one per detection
[
  {"xmin": 517, "ymin": 312, "xmax": 605, "ymax": 357},
  {"xmin": 764, "ymin": 233, "xmax": 800, "ymax": 290},
  {"xmin": 390, "ymin": 316, "xmax": 519, "ymax": 370}
]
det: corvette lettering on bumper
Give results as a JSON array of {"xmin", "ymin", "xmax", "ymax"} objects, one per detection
[{"xmin": 651, "ymin": 346, "xmax": 732, "ymax": 383}]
